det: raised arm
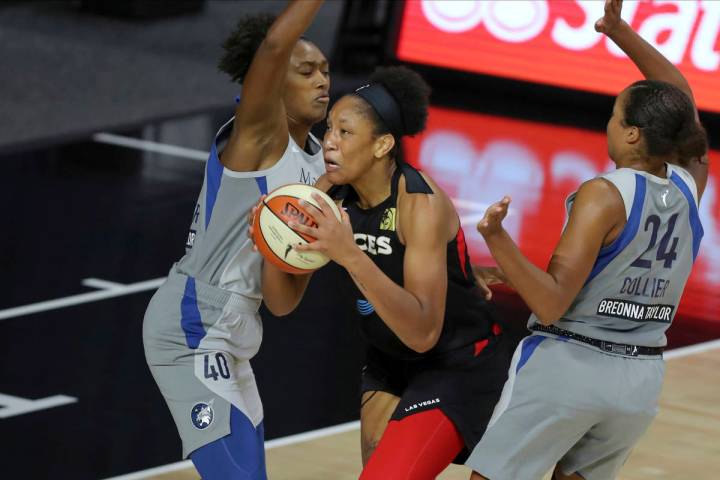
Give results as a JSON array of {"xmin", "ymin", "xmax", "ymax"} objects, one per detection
[
  {"xmin": 477, "ymin": 180, "xmax": 625, "ymax": 325},
  {"xmin": 597, "ymin": 0, "xmax": 708, "ymax": 197},
  {"xmin": 222, "ymin": 0, "xmax": 324, "ymax": 172}
]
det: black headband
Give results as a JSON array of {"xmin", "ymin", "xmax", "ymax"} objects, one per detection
[{"xmin": 353, "ymin": 83, "xmax": 405, "ymax": 137}]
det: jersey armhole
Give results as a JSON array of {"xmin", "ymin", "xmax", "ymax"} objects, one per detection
[{"xmin": 668, "ymin": 164, "xmax": 700, "ymax": 207}]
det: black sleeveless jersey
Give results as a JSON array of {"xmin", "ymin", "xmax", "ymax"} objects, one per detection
[{"xmin": 329, "ymin": 162, "xmax": 498, "ymax": 360}]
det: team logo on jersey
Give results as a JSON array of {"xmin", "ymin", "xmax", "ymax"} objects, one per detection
[
  {"xmin": 379, "ymin": 208, "xmax": 396, "ymax": 231},
  {"xmin": 300, "ymin": 167, "xmax": 318, "ymax": 186},
  {"xmin": 355, "ymin": 233, "xmax": 392, "ymax": 256},
  {"xmin": 191, "ymin": 401, "xmax": 214, "ymax": 430},
  {"xmin": 357, "ymin": 299, "xmax": 375, "ymax": 316}
]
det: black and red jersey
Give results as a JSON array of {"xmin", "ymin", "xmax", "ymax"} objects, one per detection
[{"xmin": 329, "ymin": 162, "xmax": 499, "ymax": 360}]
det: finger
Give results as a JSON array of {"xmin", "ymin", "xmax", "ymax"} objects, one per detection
[
  {"xmin": 288, "ymin": 222, "xmax": 316, "ymax": 236},
  {"xmin": 340, "ymin": 207, "xmax": 351, "ymax": 224},
  {"xmin": 476, "ymin": 279, "xmax": 493, "ymax": 300},
  {"xmin": 309, "ymin": 193, "xmax": 333, "ymax": 217},
  {"xmin": 294, "ymin": 241, "xmax": 321, "ymax": 253},
  {"xmin": 298, "ymin": 198, "xmax": 324, "ymax": 220}
]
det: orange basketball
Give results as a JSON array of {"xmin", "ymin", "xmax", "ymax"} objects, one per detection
[{"xmin": 252, "ymin": 184, "xmax": 342, "ymax": 274}]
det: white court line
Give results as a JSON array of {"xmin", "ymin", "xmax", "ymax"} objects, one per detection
[
  {"xmin": 0, "ymin": 277, "xmax": 165, "ymax": 321},
  {"xmin": 81, "ymin": 278, "xmax": 127, "ymax": 290},
  {"xmin": 664, "ymin": 337, "xmax": 720, "ymax": 360},
  {"xmin": 93, "ymin": 132, "xmax": 209, "ymax": 162},
  {"xmin": 101, "ymin": 420, "xmax": 361, "ymax": 480},
  {"xmin": 102, "ymin": 337, "xmax": 720, "ymax": 480}
]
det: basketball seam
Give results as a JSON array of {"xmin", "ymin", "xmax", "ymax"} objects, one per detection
[
  {"xmin": 256, "ymin": 209, "xmax": 305, "ymax": 273},
  {"xmin": 258, "ymin": 200, "xmax": 311, "ymax": 272}
]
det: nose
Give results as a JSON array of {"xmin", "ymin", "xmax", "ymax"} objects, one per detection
[
  {"xmin": 323, "ymin": 129, "xmax": 336, "ymax": 150},
  {"xmin": 314, "ymin": 70, "xmax": 329, "ymax": 90}
]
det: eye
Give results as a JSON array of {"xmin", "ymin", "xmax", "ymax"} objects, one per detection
[{"xmin": 341, "ymin": 129, "xmax": 350, "ymax": 135}]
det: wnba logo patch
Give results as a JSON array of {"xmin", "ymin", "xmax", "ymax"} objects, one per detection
[
  {"xmin": 357, "ymin": 299, "xmax": 375, "ymax": 316},
  {"xmin": 380, "ymin": 208, "xmax": 396, "ymax": 231},
  {"xmin": 191, "ymin": 401, "xmax": 214, "ymax": 430}
]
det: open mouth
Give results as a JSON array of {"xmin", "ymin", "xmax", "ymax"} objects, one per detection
[{"xmin": 324, "ymin": 159, "xmax": 339, "ymax": 172}]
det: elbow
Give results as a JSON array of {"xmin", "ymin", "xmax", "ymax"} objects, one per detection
[
  {"xmin": 408, "ymin": 327, "xmax": 442, "ymax": 354},
  {"xmin": 534, "ymin": 303, "xmax": 568, "ymax": 326},
  {"xmin": 535, "ymin": 313, "xmax": 560, "ymax": 326},
  {"xmin": 264, "ymin": 299, "xmax": 297, "ymax": 318}
]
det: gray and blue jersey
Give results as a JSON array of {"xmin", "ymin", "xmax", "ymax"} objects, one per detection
[
  {"xmin": 177, "ymin": 117, "xmax": 325, "ymax": 300},
  {"xmin": 142, "ymin": 117, "xmax": 325, "ymax": 458},
  {"xmin": 529, "ymin": 164, "xmax": 703, "ymax": 347}
]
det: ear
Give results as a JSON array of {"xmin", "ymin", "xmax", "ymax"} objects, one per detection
[
  {"xmin": 625, "ymin": 125, "xmax": 641, "ymax": 145},
  {"xmin": 373, "ymin": 133, "xmax": 395, "ymax": 159}
]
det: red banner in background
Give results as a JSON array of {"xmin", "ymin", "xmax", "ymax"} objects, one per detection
[
  {"xmin": 403, "ymin": 106, "xmax": 720, "ymax": 324},
  {"xmin": 397, "ymin": 0, "xmax": 720, "ymax": 113}
]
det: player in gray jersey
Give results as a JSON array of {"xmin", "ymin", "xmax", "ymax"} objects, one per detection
[
  {"xmin": 466, "ymin": 1, "xmax": 709, "ymax": 479},
  {"xmin": 142, "ymin": 2, "xmax": 328, "ymax": 478}
]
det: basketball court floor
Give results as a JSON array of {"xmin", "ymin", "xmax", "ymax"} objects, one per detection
[{"xmin": 2, "ymin": 104, "xmax": 719, "ymax": 479}]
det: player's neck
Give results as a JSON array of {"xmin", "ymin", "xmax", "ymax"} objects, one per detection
[
  {"xmin": 352, "ymin": 159, "xmax": 396, "ymax": 209},
  {"xmin": 618, "ymin": 155, "xmax": 670, "ymax": 178},
  {"xmin": 288, "ymin": 122, "xmax": 312, "ymax": 153}
]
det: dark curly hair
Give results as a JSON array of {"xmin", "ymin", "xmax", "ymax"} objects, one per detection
[
  {"xmin": 362, "ymin": 66, "xmax": 431, "ymax": 138},
  {"xmin": 218, "ymin": 13, "xmax": 277, "ymax": 84},
  {"xmin": 623, "ymin": 80, "xmax": 708, "ymax": 165}
]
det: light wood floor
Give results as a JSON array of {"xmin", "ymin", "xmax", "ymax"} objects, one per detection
[{"xmin": 148, "ymin": 349, "xmax": 720, "ymax": 480}]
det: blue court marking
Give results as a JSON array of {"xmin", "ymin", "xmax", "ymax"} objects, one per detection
[
  {"xmin": 190, "ymin": 406, "xmax": 267, "ymax": 479},
  {"xmin": 255, "ymin": 176, "xmax": 268, "ymax": 196},
  {"xmin": 205, "ymin": 140, "xmax": 224, "ymax": 229},
  {"xmin": 670, "ymin": 171, "xmax": 704, "ymax": 261},
  {"xmin": 516, "ymin": 335, "xmax": 547, "ymax": 373},
  {"xmin": 586, "ymin": 174, "xmax": 646, "ymax": 284},
  {"xmin": 180, "ymin": 277, "xmax": 206, "ymax": 349}
]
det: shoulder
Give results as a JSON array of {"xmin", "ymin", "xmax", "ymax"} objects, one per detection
[
  {"xmin": 397, "ymin": 170, "xmax": 456, "ymax": 244},
  {"xmin": 568, "ymin": 177, "xmax": 625, "ymax": 230}
]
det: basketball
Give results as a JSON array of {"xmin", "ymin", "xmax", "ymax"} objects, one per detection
[{"xmin": 253, "ymin": 183, "xmax": 342, "ymax": 274}]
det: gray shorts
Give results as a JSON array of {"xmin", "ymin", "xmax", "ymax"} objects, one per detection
[
  {"xmin": 466, "ymin": 333, "xmax": 665, "ymax": 480},
  {"xmin": 143, "ymin": 268, "xmax": 264, "ymax": 458}
]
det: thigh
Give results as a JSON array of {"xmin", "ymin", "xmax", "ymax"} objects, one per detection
[
  {"xmin": 559, "ymin": 358, "xmax": 664, "ymax": 479},
  {"xmin": 360, "ymin": 390, "xmax": 400, "ymax": 465},
  {"xmin": 360, "ymin": 408, "xmax": 465, "ymax": 480},
  {"xmin": 465, "ymin": 336, "xmax": 597, "ymax": 480},
  {"xmin": 190, "ymin": 406, "xmax": 267, "ymax": 480}
]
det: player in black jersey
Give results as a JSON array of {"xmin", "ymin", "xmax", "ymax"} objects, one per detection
[{"xmin": 257, "ymin": 66, "xmax": 514, "ymax": 479}]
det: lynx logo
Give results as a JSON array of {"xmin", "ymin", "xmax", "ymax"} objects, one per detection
[
  {"xmin": 355, "ymin": 233, "xmax": 392, "ymax": 256},
  {"xmin": 191, "ymin": 401, "xmax": 214, "ymax": 430},
  {"xmin": 186, "ymin": 229, "xmax": 197, "ymax": 249},
  {"xmin": 379, "ymin": 208, "xmax": 396, "ymax": 231},
  {"xmin": 300, "ymin": 167, "xmax": 318, "ymax": 186}
]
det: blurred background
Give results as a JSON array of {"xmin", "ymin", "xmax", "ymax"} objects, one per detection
[{"xmin": 1, "ymin": 1, "xmax": 718, "ymax": 478}]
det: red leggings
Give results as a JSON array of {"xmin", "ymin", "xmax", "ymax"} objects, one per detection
[{"xmin": 360, "ymin": 408, "xmax": 465, "ymax": 480}]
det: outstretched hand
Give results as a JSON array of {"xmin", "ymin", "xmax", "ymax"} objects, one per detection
[
  {"xmin": 471, "ymin": 265, "xmax": 512, "ymax": 300},
  {"xmin": 477, "ymin": 196, "xmax": 511, "ymax": 238},
  {"xmin": 595, "ymin": 0, "xmax": 624, "ymax": 35}
]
